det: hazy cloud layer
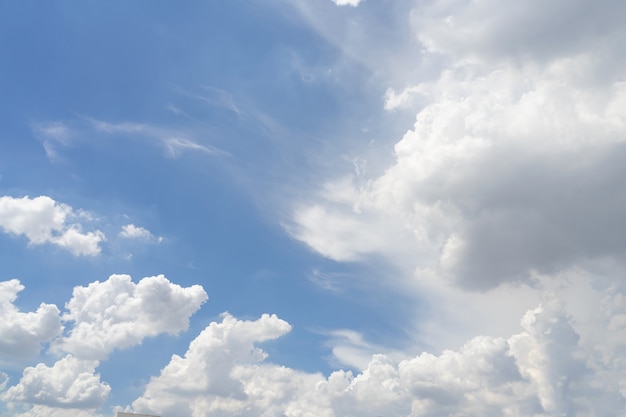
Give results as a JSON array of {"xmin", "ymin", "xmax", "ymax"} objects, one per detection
[
  {"xmin": 0, "ymin": 196, "xmax": 105, "ymax": 256},
  {"xmin": 0, "ymin": 280, "xmax": 61, "ymax": 359},
  {"xmin": 53, "ymin": 274, "xmax": 208, "ymax": 359}
]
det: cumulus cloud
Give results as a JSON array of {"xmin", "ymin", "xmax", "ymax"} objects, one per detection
[
  {"xmin": 131, "ymin": 312, "xmax": 292, "ymax": 417},
  {"xmin": 1, "ymin": 355, "xmax": 110, "ymax": 409},
  {"xmin": 0, "ymin": 196, "xmax": 105, "ymax": 256},
  {"xmin": 290, "ymin": 0, "xmax": 626, "ymax": 291},
  {"xmin": 128, "ymin": 302, "xmax": 626, "ymax": 417},
  {"xmin": 53, "ymin": 274, "xmax": 208, "ymax": 359},
  {"xmin": 330, "ymin": 0, "xmax": 362, "ymax": 7},
  {"xmin": 119, "ymin": 224, "xmax": 162, "ymax": 243},
  {"xmin": 0, "ymin": 280, "xmax": 62, "ymax": 359},
  {"xmin": 1, "ymin": 278, "xmax": 623, "ymax": 416}
]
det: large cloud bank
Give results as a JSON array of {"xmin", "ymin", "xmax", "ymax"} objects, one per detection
[
  {"xmin": 292, "ymin": 0, "xmax": 626, "ymax": 291},
  {"xmin": 129, "ymin": 296, "xmax": 626, "ymax": 417},
  {"xmin": 1, "ymin": 276, "xmax": 625, "ymax": 416}
]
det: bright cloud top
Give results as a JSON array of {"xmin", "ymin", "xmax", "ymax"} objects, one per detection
[
  {"xmin": 53, "ymin": 274, "xmax": 208, "ymax": 360},
  {"xmin": 0, "ymin": 196, "xmax": 105, "ymax": 256},
  {"xmin": 0, "ymin": 279, "xmax": 62, "ymax": 359}
]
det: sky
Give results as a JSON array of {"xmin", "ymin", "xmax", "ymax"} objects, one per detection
[{"xmin": 1, "ymin": 0, "xmax": 626, "ymax": 416}]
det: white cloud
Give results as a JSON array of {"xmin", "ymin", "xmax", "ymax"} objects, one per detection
[
  {"xmin": 322, "ymin": 329, "xmax": 401, "ymax": 371},
  {"xmin": 0, "ymin": 196, "xmax": 106, "ymax": 256},
  {"xmin": 128, "ymin": 302, "xmax": 626, "ymax": 417},
  {"xmin": 384, "ymin": 86, "xmax": 424, "ymax": 111},
  {"xmin": 0, "ymin": 280, "xmax": 62, "ymax": 359},
  {"xmin": 131, "ymin": 312, "xmax": 293, "ymax": 417},
  {"xmin": 119, "ymin": 224, "xmax": 162, "ymax": 243},
  {"xmin": 290, "ymin": 1, "xmax": 626, "ymax": 291},
  {"xmin": 330, "ymin": 0, "xmax": 362, "ymax": 7},
  {"xmin": 53, "ymin": 274, "xmax": 208, "ymax": 360},
  {"xmin": 1, "ymin": 355, "xmax": 110, "ymax": 409},
  {"xmin": 413, "ymin": 0, "xmax": 626, "ymax": 68},
  {"xmin": 0, "ymin": 278, "xmax": 622, "ymax": 417}
]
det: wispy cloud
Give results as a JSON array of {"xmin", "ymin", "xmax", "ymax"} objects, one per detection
[
  {"xmin": 163, "ymin": 136, "xmax": 229, "ymax": 159},
  {"xmin": 308, "ymin": 269, "xmax": 345, "ymax": 292},
  {"xmin": 86, "ymin": 118, "xmax": 147, "ymax": 134},
  {"xmin": 33, "ymin": 116, "xmax": 229, "ymax": 162},
  {"xmin": 32, "ymin": 121, "xmax": 73, "ymax": 160}
]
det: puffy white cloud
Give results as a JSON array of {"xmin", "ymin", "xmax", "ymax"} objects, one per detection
[
  {"xmin": 0, "ymin": 279, "xmax": 62, "ymax": 359},
  {"xmin": 330, "ymin": 0, "xmax": 362, "ymax": 7},
  {"xmin": 1, "ymin": 355, "xmax": 110, "ymax": 409},
  {"xmin": 129, "ymin": 302, "xmax": 626, "ymax": 417},
  {"xmin": 0, "ymin": 196, "xmax": 105, "ymax": 256},
  {"xmin": 119, "ymin": 224, "xmax": 162, "ymax": 243},
  {"xmin": 131, "ymin": 312, "xmax": 293, "ymax": 417},
  {"xmin": 53, "ymin": 274, "xmax": 208, "ymax": 359}
]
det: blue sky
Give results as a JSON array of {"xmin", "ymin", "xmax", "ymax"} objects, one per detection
[{"xmin": 2, "ymin": 1, "xmax": 626, "ymax": 416}]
